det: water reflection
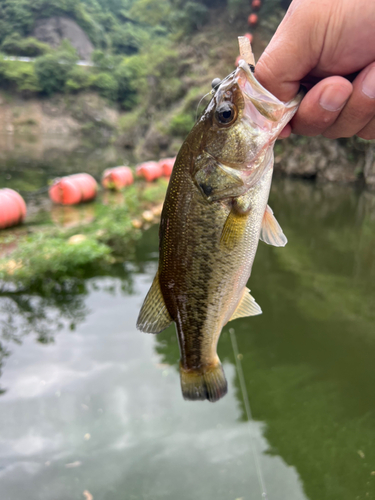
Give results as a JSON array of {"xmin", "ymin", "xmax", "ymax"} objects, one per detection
[
  {"xmin": 0, "ymin": 266, "xmax": 134, "ymax": 395},
  {"xmin": 51, "ymin": 205, "xmax": 96, "ymax": 229},
  {"xmin": 157, "ymin": 179, "xmax": 375, "ymax": 499},
  {"xmin": 0, "ymin": 178, "xmax": 375, "ymax": 500},
  {"xmin": 0, "ymin": 133, "xmax": 134, "ymax": 194}
]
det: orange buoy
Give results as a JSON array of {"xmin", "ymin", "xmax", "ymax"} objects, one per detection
[
  {"xmin": 49, "ymin": 173, "xmax": 98, "ymax": 205},
  {"xmin": 248, "ymin": 13, "xmax": 258, "ymax": 25},
  {"xmin": 158, "ymin": 158, "xmax": 176, "ymax": 178},
  {"xmin": 252, "ymin": 0, "xmax": 261, "ymax": 10},
  {"xmin": 244, "ymin": 32, "xmax": 253, "ymax": 43},
  {"xmin": 102, "ymin": 166, "xmax": 134, "ymax": 191},
  {"xmin": 136, "ymin": 161, "xmax": 163, "ymax": 182},
  {"xmin": 0, "ymin": 188, "xmax": 27, "ymax": 229}
]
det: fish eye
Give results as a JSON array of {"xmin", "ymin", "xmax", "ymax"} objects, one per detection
[{"xmin": 215, "ymin": 103, "xmax": 237, "ymax": 126}]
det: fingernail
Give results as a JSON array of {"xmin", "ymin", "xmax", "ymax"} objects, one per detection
[
  {"xmin": 362, "ymin": 66, "xmax": 375, "ymax": 99},
  {"xmin": 319, "ymin": 85, "xmax": 349, "ymax": 112}
]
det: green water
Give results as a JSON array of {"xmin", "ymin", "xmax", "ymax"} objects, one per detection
[{"xmin": 1, "ymin": 164, "xmax": 375, "ymax": 499}]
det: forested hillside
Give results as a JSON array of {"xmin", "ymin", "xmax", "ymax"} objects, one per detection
[
  {"xmin": 0, "ymin": 0, "xmax": 283, "ymax": 107},
  {"xmin": 0, "ymin": 0, "xmax": 287, "ymax": 151}
]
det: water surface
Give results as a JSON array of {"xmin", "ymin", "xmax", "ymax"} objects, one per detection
[{"xmin": 1, "ymin": 157, "xmax": 375, "ymax": 499}]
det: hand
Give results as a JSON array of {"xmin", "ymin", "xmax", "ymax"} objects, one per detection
[{"xmin": 254, "ymin": 0, "xmax": 375, "ymax": 139}]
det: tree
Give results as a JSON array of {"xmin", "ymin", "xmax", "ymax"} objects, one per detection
[{"xmin": 34, "ymin": 46, "xmax": 77, "ymax": 95}]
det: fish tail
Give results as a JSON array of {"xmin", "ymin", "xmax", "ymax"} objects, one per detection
[{"xmin": 180, "ymin": 361, "xmax": 227, "ymax": 403}]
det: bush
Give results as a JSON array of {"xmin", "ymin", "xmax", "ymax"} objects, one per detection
[
  {"xmin": 169, "ymin": 111, "xmax": 195, "ymax": 138},
  {"xmin": 66, "ymin": 66, "xmax": 91, "ymax": 92},
  {"xmin": 91, "ymin": 72, "xmax": 118, "ymax": 100},
  {"xmin": 0, "ymin": 58, "xmax": 40, "ymax": 93},
  {"xmin": 1, "ymin": 34, "xmax": 50, "ymax": 57},
  {"xmin": 170, "ymin": 2, "xmax": 209, "ymax": 34},
  {"xmin": 114, "ymin": 57, "xmax": 145, "ymax": 109},
  {"xmin": 34, "ymin": 48, "xmax": 77, "ymax": 95},
  {"xmin": 129, "ymin": 0, "xmax": 171, "ymax": 26},
  {"xmin": 111, "ymin": 24, "xmax": 145, "ymax": 55},
  {"xmin": 0, "ymin": 1, "xmax": 34, "ymax": 43},
  {"xmin": 91, "ymin": 50, "xmax": 122, "ymax": 71}
]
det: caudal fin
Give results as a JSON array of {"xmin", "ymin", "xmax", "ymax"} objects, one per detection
[{"xmin": 180, "ymin": 362, "xmax": 227, "ymax": 403}]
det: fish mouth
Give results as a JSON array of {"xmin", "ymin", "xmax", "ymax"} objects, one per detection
[{"xmin": 235, "ymin": 60, "xmax": 303, "ymax": 121}]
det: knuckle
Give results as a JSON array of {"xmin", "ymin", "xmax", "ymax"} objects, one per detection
[
  {"xmin": 323, "ymin": 130, "xmax": 340, "ymax": 139},
  {"xmin": 357, "ymin": 130, "xmax": 375, "ymax": 141}
]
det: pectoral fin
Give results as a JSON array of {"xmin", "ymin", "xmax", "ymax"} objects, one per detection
[
  {"xmin": 137, "ymin": 271, "xmax": 172, "ymax": 334},
  {"xmin": 220, "ymin": 208, "xmax": 248, "ymax": 251},
  {"xmin": 229, "ymin": 287, "xmax": 262, "ymax": 321},
  {"xmin": 260, "ymin": 205, "xmax": 287, "ymax": 247}
]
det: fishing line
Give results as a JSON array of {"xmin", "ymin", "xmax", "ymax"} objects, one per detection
[
  {"xmin": 195, "ymin": 70, "xmax": 237, "ymax": 121},
  {"xmin": 229, "ymin": 328, "xmax": 268, "ymax": 500},
  {"xmin": 195, "ymin": 91, "xmax": 212, "ymax": 121}
]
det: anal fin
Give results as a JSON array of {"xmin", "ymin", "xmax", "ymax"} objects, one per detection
[
  {"xmin": 260, "ymin": 205, "xmax": 287, "ymax": 247},
  {"xmin": 137, "ymin": 271, "xmax": 172, "ymax": 334},
  {"xmin": 229, "ymin": 287, "xmax": 262, "ymax": 321}
]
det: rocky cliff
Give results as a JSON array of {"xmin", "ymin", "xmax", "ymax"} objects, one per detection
[{"xmin": 33, "ymin": 17, "xmax": 94, "ymax": 60}]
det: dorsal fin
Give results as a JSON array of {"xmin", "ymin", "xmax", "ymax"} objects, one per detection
[
  {"xmin": 229, "ymin": 287, "xmax": 262, "ymax": 322},
  {"xmin": 260, "ymin": 205, "xmax": 287, "ymax": 247},
  {"xmin": 137, "ymin": 271, "xmax": 172, "ymax": 334}
]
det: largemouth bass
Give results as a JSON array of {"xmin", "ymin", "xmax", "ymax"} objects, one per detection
[{"xmin": 137, "ymin": 57, "xmax": 302, "ymax": 402}]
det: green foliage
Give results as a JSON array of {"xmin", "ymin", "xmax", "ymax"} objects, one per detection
[
  {"xmin": 0, "ymin": 236, "xmax": 111, "ymax": 285},
  {"xmin": 91, "ymin": 50, "xmax": 122, "ymax": 70},
  {"xmin": 227, "ymin": 0, "xmax": 248, "ymax": 19},
  {"xmin": 34, "ymin": 51, "xmax": 76, "ymax": 95},
  {"xmin": 0, "ymin": 0, "xmax": 102, "ymax": 46},
  {"xmin": 0, "ymin": 1, "xmax": 34, "ymax": 43},
  {"xmin": 1, "ymin": 33, "xmax": 50, "ymax": 57},
  {"xmin": 169, "ymin": 110, "xmax": 195, "ymax": 137},
  {"xmin": 118, "ymin": 106, "xmax": 144, "ymax": 132},
  {"xmin": 0, "ymin": 0, "xmax": 232, "ymax": 105},
  {"xmin": 137, "ymin": 42, "xmax": 183, "ymax": 109},
  {"xmin": 0, "ymin": 57, "xmax": 41, "ymax": 93},
  {"xmin": 65, "ymin": 66, "xmax": 92, "ymax": 92},
  {"xmin": 170, "ymin": 1, "xmax": 209, "ymax": 35},
  {"xmin": 89, "ymin": 53, "xmax": 144, "ymax": 108},
  {"xmin": 114, "ymin": 56, "xmax": 144, "ymax": 109},
  {"xmin": 111, "ymin": 23, "xmax": 145, "ymax": 55},
  {"xmin": 90, "ymin": 71, "xmax": 119, "ymax": 100},
  {"xmin": 129, "ymin": 0, "xmax": 171, "ymax": 26},
  {"xmin": 0, "ymin": 180, "xmax": 168, "ymax": 289}
]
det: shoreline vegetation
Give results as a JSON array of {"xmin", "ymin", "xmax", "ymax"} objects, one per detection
[{"xmin": 0, "ymin": 179, "xmax": 168, "ymax": 291}]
